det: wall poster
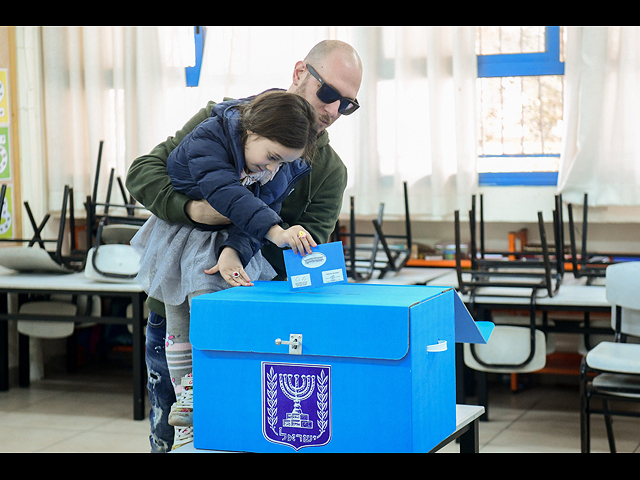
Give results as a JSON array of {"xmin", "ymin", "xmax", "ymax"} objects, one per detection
[{"xmin": 0, "ymin": 68, "xmax": 13, "ymax": 240}]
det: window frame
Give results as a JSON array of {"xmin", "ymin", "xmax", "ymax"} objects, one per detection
[{"xmin": 477, "ymin": 26, "xmax": 565, "ymax": 186}]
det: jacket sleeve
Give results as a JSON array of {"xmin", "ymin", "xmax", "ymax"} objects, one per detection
[
  {"xmin": 125, "ymin": 102, "xmax": 214, "ymax": 225},
  {"xmin": 220, "ymin": 190, "xmax": 288, "ymax": 268},
  {"xmin": 221, "ymin": 225, "xmax": 265, "ymax": 267}
]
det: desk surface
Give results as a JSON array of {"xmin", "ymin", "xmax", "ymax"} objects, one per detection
[
  {"xmin": 360, "ymin": 267, "xmax": 453, "ymax": 285},
  {"xmin": 0, "ymin": 267, "xmax": 143, "ymax": 293},
  {"xmin": 455, "ymin": 403, "xmax": 485, "ymax": 426},
  {"xmin": 0, "ymin": 266, "xmax": 607, "ymax": 307},
  {"xmin": 425, "ymin": 270, "xmax": 609, "ymax": 309}
]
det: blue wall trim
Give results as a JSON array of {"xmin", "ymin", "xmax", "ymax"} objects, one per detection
[{"xmin": 478, "ymin": 172, "xmax": 559, "ymax": 186}]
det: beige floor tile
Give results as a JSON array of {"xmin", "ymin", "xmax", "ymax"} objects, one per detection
[
  {"xmin": 38, "ymin": 429, "xmax": 150, "ymax": 453},
  {"xmin": 0, "ymin": 424, "xmax": 78, "ymax": 453}
]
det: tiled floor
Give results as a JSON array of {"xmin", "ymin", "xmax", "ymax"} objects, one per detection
[
  {"xmin": 1, "ymin": 359, "xmax": 639, "ymax": 453},
  {"xmin": 0, "ymin": 359, "xmax": 151, "ymax": 453},
  {"xmin": 441, "ymin": 376, "xmax": 640, "ymax": 453}
]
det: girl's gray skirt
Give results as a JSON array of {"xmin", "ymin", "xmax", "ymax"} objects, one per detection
[{"xmin": 131, "ymin": 215, "xmax": 276, "ymax": 307}]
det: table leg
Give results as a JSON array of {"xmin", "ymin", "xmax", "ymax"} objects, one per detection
[
  {"xmin": 18, "ymin": 332, "xmax": 29, "ymax": 387},
  {"xmin": 459, "ymin": 418, "xmax": 480, "ymax": 453},
  {"xmin": 0, "ymin": 320, "xmax": 7, "ymax": 391},
  {"xmin": 0, "ymin": 292, "xmax": 7, "ymax": 390}
]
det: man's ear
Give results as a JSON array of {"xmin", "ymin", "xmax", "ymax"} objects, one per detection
[{"xmin": 292, "ymin": 61, "xmax": 307, "ymax": 87}]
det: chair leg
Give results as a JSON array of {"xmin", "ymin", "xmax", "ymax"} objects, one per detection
[
  {"xmin": 579, "ymin": 357, "xmax": 591, "ymax": 453},
  {"xmin": 602, "ymin": 399, "xmax": 617, "ymax": 453},
  {"xmin": 580, "ymin": 392, "xmax": 590, "ymax": 453}
]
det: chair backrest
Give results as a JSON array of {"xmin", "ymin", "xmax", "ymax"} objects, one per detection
[
  {"xmin": 606, "ymin": 262, "xmax": 640, "ymax": 337},
  {"xmin": 84, "ymin": 243, "xmax": 140, "ymax": 282},
  {"xmin": 17, "ymin": 301, "xmax": 77, "ymax": 338},
  {"xmin": 464, "ymin": 326, "xmax": 547, "ymax": 373}
]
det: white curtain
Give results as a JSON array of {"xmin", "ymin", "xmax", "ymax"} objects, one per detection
[
  {"xmin": 193, "ymin": 26, "xmax": 333, "ymax": 108},
  {"xmin": 195, "ymin": 26, "xmax": 478, "ymax": 220},
  {"xmin": 24, "ymin": 26, "xmax": 199, "ymax": 217},
  {"xmin": 19, "ymin": 26, "xmax": 479, "ymax": 223},
  {"xmin": 349, "ymin": 26, "xmax": 478, "ymax": 219},
  {"xmin": 559, "ymin": 26, "xmax": 640, "ymax": 206}
]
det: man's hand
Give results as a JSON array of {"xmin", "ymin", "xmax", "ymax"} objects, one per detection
[{"xmin": 185, "ymin": 199, "xmax": 231, "ymax": 225}]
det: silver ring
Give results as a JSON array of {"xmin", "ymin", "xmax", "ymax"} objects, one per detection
[{"xmin": 232, "ymin": 271, "xmax": 240, "ymax": 278}]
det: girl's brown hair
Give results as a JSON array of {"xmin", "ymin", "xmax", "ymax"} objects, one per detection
[{"xmin": 239, "ymin": 91, "xmax": 318, "ymax": 162}]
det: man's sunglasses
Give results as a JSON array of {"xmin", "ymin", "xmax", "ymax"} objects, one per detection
[{"xmin": 306, "ymin": 63, "xmax": 360, "ymax": 115}]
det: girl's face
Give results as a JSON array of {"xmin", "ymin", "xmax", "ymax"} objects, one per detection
[{"xmin": 244, "ymin": 133, "xmax": 304, "ymax": 175}]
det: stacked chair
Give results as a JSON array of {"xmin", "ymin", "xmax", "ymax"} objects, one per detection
[
  {"xmin": 342, "ymin": 181, "xmax": 412, "ymax": 281},
  {"xmin": 84, "ymin": 142, "xmax": 146, "ymax": 282},
  {"xmin": 0, "ymin": 186, "xmax": 97, "ymax": 384},
  {"xmin": 0, "ymin": 183, "xmax": 84, "ymax": 272},
  {"xmin": 456, "ymin": 194, "xmax": 566, "ymax": 418},
  {"xmin": 568, "ymin": 193, "xmax": 640, "ymax": 283}
]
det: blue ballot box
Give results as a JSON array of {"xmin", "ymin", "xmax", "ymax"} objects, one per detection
[{"xmin": 190, "ymin": 281, "xmax": 493, "ymax": 452}]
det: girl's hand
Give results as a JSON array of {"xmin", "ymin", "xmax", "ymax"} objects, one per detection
[
  {"xmin": 205, "ymin": 247, "xmax": 254, "ymax": 287},
  {"xmin": 267, "ymin": 225, "xmax": 317, "ymax": 255}
]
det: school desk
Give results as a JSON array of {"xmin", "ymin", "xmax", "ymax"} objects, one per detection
[{"xmin": 0, "ymin": 269, "xmax": 147, "ymax": 420}]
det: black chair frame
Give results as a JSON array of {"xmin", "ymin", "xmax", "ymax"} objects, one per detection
[
  {"xmin": 568, "ymin": 193, "xmax": 640, "ymax": 283},
  {"xmin": 0, "ymin": 183, "xmax": 84, "ymax": 271},
  {"xmin": 85, "ymin": 140, "xmax": 147, "ymax": 252},
  {"xmin": 343, "ymin": 181, "xmax": 412, "ymax": 281},
  {"xmin": 84, "ymin": 141, "xmax": 147, "ymax": 280},
  {"xmin": 580, "ymin": 305, "xmax": 640, "ymax": 453},
  {"xmin": 455, "ymin": 194, "xmax": 563, "ymax": 374}
]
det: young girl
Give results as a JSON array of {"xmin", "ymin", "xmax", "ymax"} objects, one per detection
[{"xmin": 131, "ymin": 91, "xmax": 319, "ymax": 448}]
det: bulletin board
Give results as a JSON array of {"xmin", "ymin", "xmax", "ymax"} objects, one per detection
[{"xmin": 0, "ymin": 27, "xmax": 21, "ymax": 241}]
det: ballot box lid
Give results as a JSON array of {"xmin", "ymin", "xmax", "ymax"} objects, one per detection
[{"xmin": 190, "ymin": 281, "xmax": 491, "ymax": 360}]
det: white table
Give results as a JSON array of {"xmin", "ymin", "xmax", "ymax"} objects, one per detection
[
  {"xmin": 172, "ymin": 404, "xmax": 485, "ymax": 453},
  {"xmin": 430, "ymin": 404, "xmax": 485, "ymax": 452},
  {"xmin": 430, "ymin": 270, "xmax": 610, "ymax": 313},
  {"xmin": 359, "ymin": 267, "xmax": 610, "ymax": 312},
  {"xmin": 0, "ymin": 269, "xmax": 147, "ymax": 420},
  {"xmin": 358, "ymin": 267, "xmax": 454, "ymax": 285},
  {"xmin": 426, "ymin": 269, "xmax": 612, "ymax": 419}
]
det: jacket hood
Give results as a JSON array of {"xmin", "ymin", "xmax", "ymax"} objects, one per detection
[{"xmin": 209, "ymin": 99, "xmax": 246, "ymax": 172}]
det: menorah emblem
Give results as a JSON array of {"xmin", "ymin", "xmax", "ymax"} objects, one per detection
[
  {"xmin": 279, "ymin": 373, "xmax": 315, "ymax": 428},
  {"xmin": 262, "ymin": 362, "xmax": 331, "ymax": 451}
]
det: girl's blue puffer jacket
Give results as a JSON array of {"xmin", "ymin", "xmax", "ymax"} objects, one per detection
[{"xmin": 166, "ymin": 96, "xmax": 311, "ymax": 266}]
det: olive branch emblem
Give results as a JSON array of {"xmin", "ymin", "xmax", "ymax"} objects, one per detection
[{"xmin": 266, "ymin": 366, "xmax": 329, "ymax": 437}]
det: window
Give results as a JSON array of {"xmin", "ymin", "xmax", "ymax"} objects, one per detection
[{"xmin": 476, "ymin": 26, "xmax": 565, "ymax": 186}]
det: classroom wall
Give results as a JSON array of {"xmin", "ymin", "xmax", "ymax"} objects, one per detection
[
  {"xmin": 5, "ymin": 27, "xmax": 638, "ymax": 251},
  {"xmin": 0, "ymin": 26, "xmax": 22, "ymax": 241}
]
